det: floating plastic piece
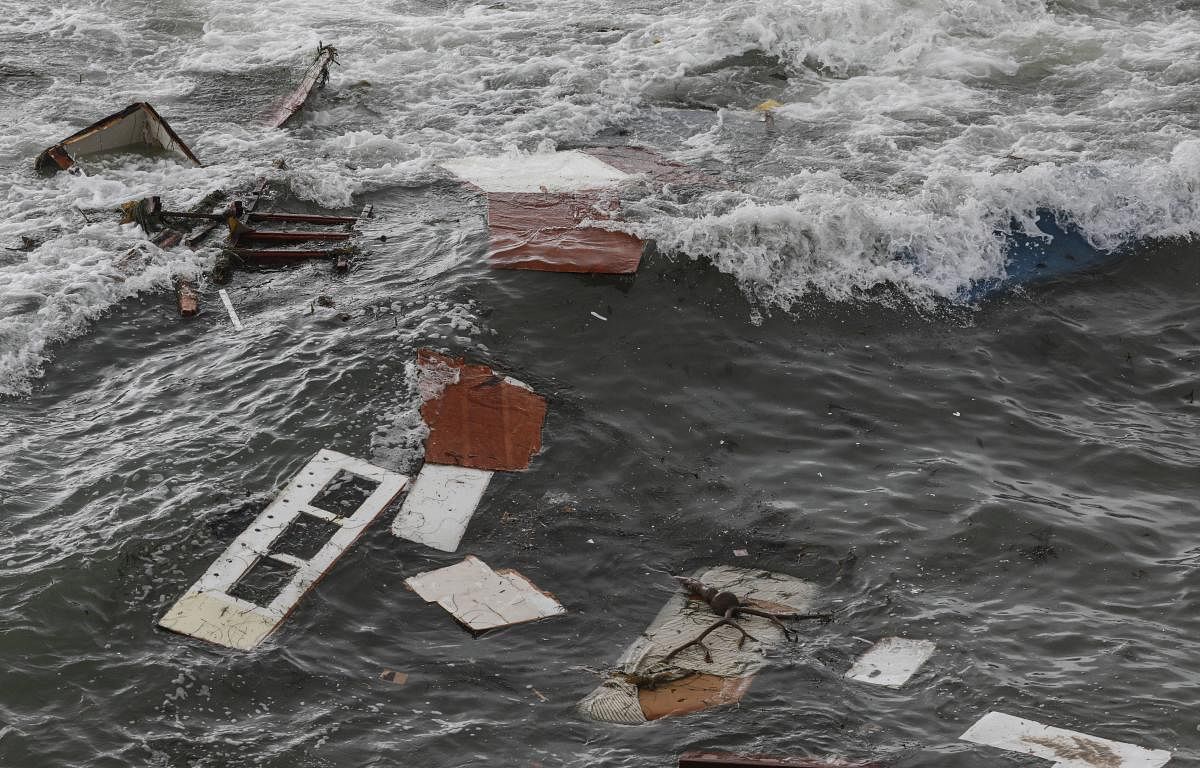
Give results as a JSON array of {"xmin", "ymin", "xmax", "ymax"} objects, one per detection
[
  {"xmin": 35, "ymin": 102, "xmax": 200, "ymax": 175},
  {"xmin": 391, "ymin": 463, "xmax": 493, "ymax": 552},
  {"xmin": 176, "ymin": 280, "xmax": 200, "ymax": 317},
  {"xmin": 404, "ymin": 555, "xmax": 564, "ymax": 633},
  {"xmin": 266, "ymin": 43, "xmax": 338, "ymax": 128},
  {"xmin": 487, "ymin": 192, "xmax": 643, "ymax": 274},
  {"xmin": 217, "ymin": 289, "xmax": 243, "ymax": 331},
  {"xmin": 845, "ymin": 637, "xmax": 935, "ymax": 688},
  {"xmin": 960, "ymin": 712, "xmax": 1171, "ymax": 768},
  {"xmin": 158, "ymin": 449, "xmax": 408, "ymax": 650},
  {"xmin": 578, "ymin": 566, "xmax": 819, "ymax": 724},
  {"xmin": 679, "ymin": 753, "xmax": 884, "ymax": 768},
  {"xmin": 440, "ymin": 150, "xmax": 630, "ymax": 193},
  {"xmin": 753, "ymin": 99, "xmax": 784, "ymax": 112},
  {"xmin": 416, "ymin": 349, "xmax": 547, "ymax": 471}
]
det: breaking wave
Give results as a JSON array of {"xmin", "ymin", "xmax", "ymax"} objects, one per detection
[{"xmin": 3, "ymin": 0, "xmax": 1200, "ymax": 393}]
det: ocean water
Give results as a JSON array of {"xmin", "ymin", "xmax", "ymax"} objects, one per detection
[{"xmin": 0, "ymin": 0, "xmax": 1197, "ymax": 765}]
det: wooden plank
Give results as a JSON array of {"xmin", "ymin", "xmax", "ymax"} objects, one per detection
[
  {"xmin": 217, "ymin": 289, "xmax": 243, "ymax": 331},
  {"xmin": 158, "ymin": 449, "xmax": 408, "ymax": 650},
  {"xmin": 266, "ymin": 44, "xmax": 338, "ymax": 128},
  {"xmin": 486, "ymin": 192, "xmax": 643, "ymax": 274}
]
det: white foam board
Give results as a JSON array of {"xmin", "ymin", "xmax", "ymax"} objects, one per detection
[
  {"xmin": 404, "ymin": 555, "xmax": 564, "ymax": 632},
  {"xmin": 391, "ymin": 463, "xmax": 492, "ymax": 552},
  {"xmin": 159, "ymin": 449, "xmax": 409, "ymax": 650},
  {"xmin": 960, "ymin": 711, "xmax": 1171, "ymax": 768},
  {"xmin": 440, "ymin": 150, "xmax": 631, "ymax": 193},
  {"xmin": 845, "ymin": 637, "xmax": 935, "ymax": 688}
]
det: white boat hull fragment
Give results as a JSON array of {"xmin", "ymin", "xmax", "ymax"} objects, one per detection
[
  {"xmin": 845, "ymin": 637, "xmax": 935, "ymax": 688},
  {"xmin": 391, "ymin": 463, "xmax": 492, "ymax": 552},
  {"xmin": 404, "ymin": 555, "xmax": 564, "ymax": 632},
  {"xmin": 440, "ymin": 150, "xmax": 631, "ymax": 193},
  {"xmin": 158, "ymin": 449, "xmax": 408, "ymax": 650},
  {"xmin": 960, "ymin": 711, "xmax": 1171, "ymax": 768}
]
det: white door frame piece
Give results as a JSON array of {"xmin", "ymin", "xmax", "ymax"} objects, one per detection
[{"xmin": 158, "ymin": 449, "xmax": 409, "ymax": 650}]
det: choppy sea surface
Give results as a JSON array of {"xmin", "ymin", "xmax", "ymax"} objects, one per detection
[{"xmin": 1, "ymin": 0, "xmax": 1198, "ymax": 765}]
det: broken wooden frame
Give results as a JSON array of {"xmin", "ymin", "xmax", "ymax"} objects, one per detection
[
  {"xmin": 959, "ymin": 712, "xmax": 1171, "ymax": 768},
  {"xmin": 578, "ymin": 566, "xmax": 820, "ymax": 724},
  {"xmin": 265, "ymin": 43, "xmax": 339, "ymax": 128},
  {"xmin": 404, "ymin": 555, "xmax": 564, "ymax": 633},
  {"xmin": 158, "ymin": 449, "xmax": 408, "ymax": 650},
  {"xmin": 36, "ymin": 102, "xmax": 200, "ymax": 175}
]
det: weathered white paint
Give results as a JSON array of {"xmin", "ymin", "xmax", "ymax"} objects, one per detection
[
  {"xmin": 440, "ymin": 150, "xmax": 630, "ymax": 193},
  {"xmin": 845, "ymin": 637, "xmax": 935, "ymax": 688},
  {"xmin": 391, "ymin": 463, "xmax": 492, "ymax": 552},
  {"xmin": 158, "ymin": 449, "xmax": 408, "ymax": 650},
  {"xmin": 404, "ymin": 555, "xmax": 563, "ymax": 632},
  {"xmin": 218, "ymin": 289, "xmax": 243, "ymax": 331},
  {"xmin": 960, "ymin": 712, "xmax": 1171, "ymax": 768}
]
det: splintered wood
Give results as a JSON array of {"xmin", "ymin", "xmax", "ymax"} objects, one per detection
[
  {"xmin": 577, "ymin": 566, "xmax": 819, "ymax": 724},
  {"xmin": 158, "ymin": 449, "xmax": 408, "ymax": 650},
  {"xmin": 415, "ymin": 349, "xmax": 546, "ymax": 472},
  {"xmin": 404, "ymin": 555, "xmax": 564, "ymax": 633}
]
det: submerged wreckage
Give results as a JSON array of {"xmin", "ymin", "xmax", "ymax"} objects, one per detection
[{"xmin": 36, "ymin": 102, "xmax": 200, "ymax": 175}]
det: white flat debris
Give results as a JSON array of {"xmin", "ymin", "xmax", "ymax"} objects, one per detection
[
  {"xmin": 960, "ymin": 712, "xmax": 1171, "ymax": 768},
  {"xmin": 845, "ymin": 637, "xmax": 935, "ymax": 688},
  {"xmin": 404, "ymin": 555, "xmax": 564, "ymax": 632},
  {"xmin": 218, "ymin": 289, "xmax": 243, "ymax": 331},
  {"xmin": 158, "ymin": 449, "xmax": 408, "ymax": 650},
  {"xmin": 391, "ymin": 463, "xmax": 493, "ymax": 552},
  {"xmin": 440, "ymin": 150, "xmax": 631, "ymax": 193}
]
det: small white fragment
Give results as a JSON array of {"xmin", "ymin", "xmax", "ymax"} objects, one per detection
[
  {"xmin": 590, "ymin": 311, "xmax": 607, "ymax": 321},
  {"xmin": 732, "ymin": 548, "xmax": 749, "ymax": 557},
  {"xmin": 845, "ymin": 637, "xmax": 935, "ymax": 688},
  {"xmin": 960, "ymin": 711, "xmax": 1171, "ymax": 768},
  {"xmin": 586, "ymin": 538, "xmax": 595, "ymax": 544},
  {"xmin": 405, "ymin": 555, "xmax": 564, "ymax": 632},
  {"xmin": 218, "ymin": 289, "xmax": 243, "ymax": 331},
  {"xmin": 953, "ymin": 411, "xmax": 961, "ymax": 417}
]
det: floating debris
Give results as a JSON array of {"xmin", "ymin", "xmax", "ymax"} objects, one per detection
[
  {"xmin": 218, "ymin": 289, "xmax": 243, "ymax": 331},
  {"xmin": 578, "ymin": 566, "xmax": 821, "ymax": 724},
  {"xmin": 36, "ymin": 102, "xmax": 200, "ymax": 175},
  {"xmin": 158, "ymin": 449, "xmax": 409, "ymax": 650},
  {"xmin": 441, "ymin": 149, "xmax": 645, "ymax": 274},
  {"xmin": 960, "ymin": 711, "xmax": 1171, "ymax": 768},
  {"xmin": 266, "ymin": 43, "xmax": 339, "ymax": 128},
  {"xmin": 415, "ymin": 349, "xmax": 547, "ymax": 472},
  {"xmin": 404, "ymin": 555, "xmax": 564, "ymax": 633},
  {"xmin": 379, "ymin": 669, "xmax": 409, "ymax": 685},
  {"xmin": 844, "ymin": 637, "xmax": 935, "ymax": 688},
  {"xmin": 392, "ymin": 463, "xmax": 494, "ymax": 552}
]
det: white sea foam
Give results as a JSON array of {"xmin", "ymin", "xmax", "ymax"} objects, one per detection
[{"xmin": 2, "ymin": 0, "xmax": 1199, "ymax": 392}]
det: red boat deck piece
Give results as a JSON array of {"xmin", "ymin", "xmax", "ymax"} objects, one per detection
[
  {"xmin": 416, "ymin": 349, "xmax": 546, "ymax": 472},
  {"xmin": 487, "ymin": 192, "xmax": 643, "ymax": 274},
  {"xmin": 679, "ymin": 753, "xmax": 885, "ymax": 768},
  {"xmin": 266, "ymin": 43, "xmax": 338, "ymax": 128}
]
